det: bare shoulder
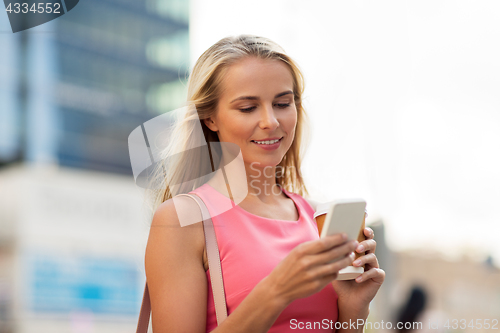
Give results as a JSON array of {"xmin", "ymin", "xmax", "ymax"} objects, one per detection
[
  {"xmin": 151, "ymin": 195, "xmax": 203, "ymax": 228},
  {"xmin": 146, "ymin": 197, "xmax": 205, "ymax": 270},
  {"xmin": 145, "ymin": 196, "xmax": 207, "ymax": 332}
]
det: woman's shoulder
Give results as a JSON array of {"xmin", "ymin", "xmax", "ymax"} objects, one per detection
[
  {"xmin": 146, "ymin": 196, "xmax": 206, "ymax": 278},
  {"xmin": 152, "ymin": 194, "xmax": 204, "ymax": 228}
]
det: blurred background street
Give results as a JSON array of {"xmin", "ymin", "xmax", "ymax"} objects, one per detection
[{"xmin": 1, "ymin": 0, "xmax": 499, "ymax": 332}]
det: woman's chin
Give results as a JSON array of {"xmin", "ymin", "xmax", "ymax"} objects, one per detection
[{"xmin": 244, "ymin": 158, "xmax": 283, "ymax": 169}]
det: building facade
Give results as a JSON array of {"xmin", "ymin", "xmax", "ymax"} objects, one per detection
[{"xmin": 0, "ymin": 1, "xmax": 189, "ymax": 331}]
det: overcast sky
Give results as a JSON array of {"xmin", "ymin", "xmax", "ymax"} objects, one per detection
[{"xmin": 190, "ymin": 0, "xmax": 500, "ymax": 266}]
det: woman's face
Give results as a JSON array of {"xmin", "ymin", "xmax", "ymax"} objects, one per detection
[{"xmin": 205, "ymin": 57, "xmax": 297, "ymax": 168}]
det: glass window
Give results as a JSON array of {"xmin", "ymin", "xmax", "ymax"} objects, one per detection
[
  {"xmin": 145, "ymin": 31, "xmax": 189, "ymax": 71},
  {"xmin": 147, "ymin": 0, "xmax": 189, "ymax": 23},
  {"xmin": 146, "ymin": 80, "xmax": 187, "ymax": 114}
]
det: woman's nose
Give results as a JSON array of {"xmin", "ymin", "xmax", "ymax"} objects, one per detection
[{"xmin": 259, "ymin": 104, "xmax": 279, "ymax": 129}]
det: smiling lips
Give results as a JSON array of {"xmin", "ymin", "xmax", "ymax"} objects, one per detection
[
  {"xmin": 251, "ymin": 137, "xmax": 283, "ymax": 150},
  {"xmin": 251, "ymin": 136, "xmax": 283, "ymax": 144}
]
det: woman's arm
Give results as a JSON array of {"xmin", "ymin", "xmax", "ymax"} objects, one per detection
[
  {"xmin": 306, "ymin": 197, "xmax": 368, "ymax": 332},
  {"xmin": 211, "ymin": 235, "xmax": 358, "ymax": 333},
  {"xmin": 336, "ymin": 301, "xmax": 369, "ymax": 333},
  {"xmin": 145, "ymin": 198, "xmax": 208, "ymax": 332},
  {"xmin": 334, "ymin": 227, "xmax": 385, "ymax": 333},
  {"xmin": 145, "ymin": 198, "xmax": 290, "ymax": 333},
  {"xmin": 146, "ymin": 197, "xmax": 358, "ymax": 332}
]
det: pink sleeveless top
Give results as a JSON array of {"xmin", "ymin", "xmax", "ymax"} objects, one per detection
[{"xmin": 189, "ymin": 183, "xmax": 339, "ymax": 332}]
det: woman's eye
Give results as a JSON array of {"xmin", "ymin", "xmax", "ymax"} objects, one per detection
[
  {"xmin": 239, "ymin": 103, "xmax": 290, "ymax": 112},
  {"xmin": 239, "ymin": 106, "xmax": 256, "ymax": 112},
  {"xmin": 276, "ymin": 103, "xmax": 291, "ymax": 109}
]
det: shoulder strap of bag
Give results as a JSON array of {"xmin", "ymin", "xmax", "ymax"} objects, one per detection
[
  {"xmin": 136, "ymin": 193, "xmax": 228, "ymax": 333},
  {"xmin": 184, "ymin": 193, "xmax": 228, "ymax": 324}
]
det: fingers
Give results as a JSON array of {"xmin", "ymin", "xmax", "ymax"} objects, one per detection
[
  {"xmin": 352, "ymin": 253, "xmax": 379, "ymax": 269},
  {"xmin": 363, "ymin": 227, "xmax": 374, "ymax": 239},
  {"xmin": 313, "ymin": 240, "xmax": 358, "ymax": 266},
  {"xmin": 297, "ymin": 233, "xmax": 349, "ymax": 256},
  {"xmin": 356, "ymin": 239, "xmax": 376, "ymax": 254},
  {"xmin": 355, "ymin": 267, "xmax": 385, "ymax": 285},
  {"xmin": 312, "ymin": 252, "xmax": 356, "ymax": 279}
]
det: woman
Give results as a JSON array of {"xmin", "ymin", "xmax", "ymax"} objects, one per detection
[{"xmin": 144, "ymin": 35, "xmax": 385, "ymax": 332}]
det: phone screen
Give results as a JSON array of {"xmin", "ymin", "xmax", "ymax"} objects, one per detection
[{"xmin": 320, "ymin": 199, "xmax": 366, "ymax": 240}]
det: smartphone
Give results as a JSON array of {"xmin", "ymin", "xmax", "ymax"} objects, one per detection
[{"xmin": 320, "ymin": 199, "xmax": 366, "ymax": 240}]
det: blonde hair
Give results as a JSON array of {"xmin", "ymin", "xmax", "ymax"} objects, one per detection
[{"xmin": 145, "ymin": 34, "xmax": 311, "ymax": 217}]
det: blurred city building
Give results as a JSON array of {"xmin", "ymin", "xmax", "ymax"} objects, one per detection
[
  {"xmin": 1, "ymin": 0, "xmax": 190, "ymax": 171},
  {"xmin": 0, "ymin": 165, "xmax": 149, "ymax": 333},
  {"xmin": 0, "ymin": 0, "xmax": 189, "ymax": 332},
  {"xmin": 366, "ymin": 243, "xmax": 500, "ymax": 333},
  {"xmin": 390, "ymin": 250, "xmax": 500, "ymax": 332}
]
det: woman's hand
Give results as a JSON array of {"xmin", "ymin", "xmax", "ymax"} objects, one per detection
[
  {"xmin": 332, "ymin": 227, "xmax": 385, "ymax": 315},
  {"xmin": 261, "ymin": 233, "xmax": 359, "ymax": 308}
]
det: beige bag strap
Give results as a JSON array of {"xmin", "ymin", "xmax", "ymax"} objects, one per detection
[
  {"xmin": 185, "ymin": 193, "xmax": 228, "ymax": 324},
  {"xmin": 136, "ymin": 193, "xmax": 228, "ymax": 333},
  {"xmin": 136, "ymin": 283, "xmax": 151, "ymax": 333}
]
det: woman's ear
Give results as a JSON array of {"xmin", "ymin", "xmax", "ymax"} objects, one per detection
[{"xmin": 204, "ymin": 117, "xmax": 219, "ymax": 132}]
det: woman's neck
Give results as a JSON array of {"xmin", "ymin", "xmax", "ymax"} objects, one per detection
[
  {"xmin": 206, "ymin": 158, "xmax": 285, "ymax": 205},
  {"xmin": 244, "ymin": 162, "xmax": 282, "ymax": 203}
]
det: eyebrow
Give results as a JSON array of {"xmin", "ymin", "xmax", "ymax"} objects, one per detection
[{"xmin": 229, "ymin": 90, "xmax": 293, "ymax": 104}]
